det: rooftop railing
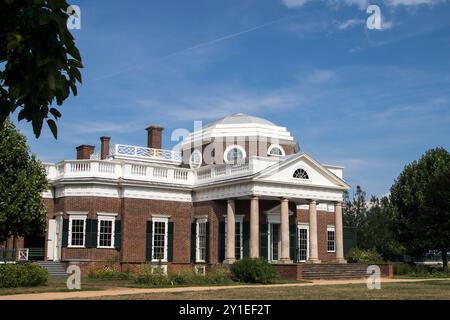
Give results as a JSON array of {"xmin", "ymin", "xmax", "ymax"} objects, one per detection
[{"xmin": 110, "ymin": 144, "xmax": 182, "ymax": 164}]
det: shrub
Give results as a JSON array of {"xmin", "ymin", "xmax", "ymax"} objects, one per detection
[
  {"xmin": 393, "ymin": 262, "xmax": 450, "ymax": 278},
  {"xmin": 346, "ymin": 248, "xmax": 384, "ymax": 263},
  {"xmin": 0, "ymin": 263, "xmax": 47, "ymax": 288},
  {"xmin": 230, "ymin": 258, "xmax": 278, "ymax": 284},
  {"xmin": 205, "ymin": 265, "xmax": 232, "ymax": 284},
  {"xmin": 134, "ymin": 266, "xmax": 170, "ymax": 287},
  {"xmin": 170, "ymin": 269, "xmax": 198, "ymax": 285},
  {"xmin": 88, "ymin": 268, "xmax": 132, "ymax": 280}
]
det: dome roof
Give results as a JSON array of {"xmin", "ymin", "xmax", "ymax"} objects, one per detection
[{"xmin": 205, "ymin": 113, "xmax": 276, "ymax": 127}]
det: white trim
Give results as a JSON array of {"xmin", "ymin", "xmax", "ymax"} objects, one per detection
[
  {"xmin": 68, "ymin": 215, "xmax": 87, "ymax": 248},
  {"xmin": 297, "ymin": 223, "xmax": 309, "ymax": 262},
  {"xmin": 151, "ymin": 217, "xmax": 169, "ymax": 262},
  {"xmin": 189, "ymin": 149, "xmax": 203, "ymax": 169},
  {"xmin": 97, "ymin": 212, "xmax": 118, "ymax": 217},
  {"xmin": 267, "ymin": 144, "xmax": 285, "ymax": 157},
  {"xmin": 327, "ymin": 225, "xmax": 336, "ymax": 253},
  {"xmin": 224, "ymin": 145, "xmax": 247, "ymax": 164},
  {"xmin": 195, "ymin": 218, "xmax": 208, "ymax": 263},
  {"xmin": 97, "ymin": 216, "xmax": 116, "ymax": 249}
]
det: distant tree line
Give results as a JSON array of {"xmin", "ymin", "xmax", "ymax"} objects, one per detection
[{"xmin": 344, "ymin": 147, "xmax": 450, "ymax": 269}]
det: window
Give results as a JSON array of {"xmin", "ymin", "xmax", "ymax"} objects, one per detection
[
  {"xmin": 189, "ymin": 150, "xmax": 202, "ymax": 169},
  {"xmin": 224, "ymin": 145, "xmax": 246, "ymax": 164},
  {"xmin": 267, "ymin": 144, "xmax": 285, "ymax": 157},
  {"xmin": 327, "ymin": 226, "xmax": 336, "ymax": 252},
  {"xmin": 293, "ymin": 168, "xmax": 309, "ymax": 179},
  {"xmin": 196, "ymin": 219, "xmax": 207, "ymax": 262},
  {"xmin": 152, "ymin": 218, "xmax": 168, "ymax": 261},
  {"xmin": 224, "ymin": 216, "xmax": 244, "ymax": 260},
  {"xmin": 68, "ymin": 214, "xmax": 87, "ymax": 248},
  {"xmin": 297, "ymin": 224, "xmax": 309, "ymax": 262},
  {"xmin": 97, "ymin": 215, "xmax": 116, "ymax": 248}
]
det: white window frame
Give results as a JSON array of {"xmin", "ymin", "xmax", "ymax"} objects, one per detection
[
  {"xmin": 68, "ymin": 212, "xmax": 88, "ymax": 248},
  {"xmin": 327, "ymin": 225, "xmax": 336, "ymax": 253},
  {"xmin": 224, "ymin": 215, "xmax": 244, "ymax": 260},
  {"xmin": 267, "ymin": 144, "xmax": 285, "ymax": 157},
  {"xmin": 151, "ymin": 217, "xmax": 169, "ymax": 262},
  {"xmin": 224, "ymin": 145, "xmax": 247, "ymax": 164},
  {"xmin": 189, "ymin": 149, "xmax": 203, "ymax": 169},
  {"xmin": 297, "ymin": 223, "xmax": 309, "ymax": 262},
  {"xmin": 196, "ymin": 218, "xmax": 208, "ymax": 263},
  {"xmin": 97, "ymin": 213, "xmax": 117, "ymax": 249},
  {"xmin": 291, "ymin": 167, "xmax": 311, "ymax": 181}
]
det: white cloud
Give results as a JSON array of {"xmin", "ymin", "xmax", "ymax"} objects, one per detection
[
  {"xmin": 386, "ymin": 0, "xmax": 447, "ymax": 6},
  {"xmin": 308, "ymin": 69, "xmax": 336, "ymax": 83},
  {"xmin": 281, "ymin": 0, "xmax": 312, "ymax": 8},
  {"xmin": 281, "ymin": 0, "xmax": 447, "ymax": 8},
  {"xmin": 338, "ymin": 19, "xmax": 365, "ymax": 30}
]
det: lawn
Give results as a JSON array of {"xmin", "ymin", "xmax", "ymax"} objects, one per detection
[
  {"xmin": 0, "ymin": 277, "xmax": 134, "ymax": 296},
  {"xmin": 89, "ymin": 280, "xmax": 450, "ymax": 300}
]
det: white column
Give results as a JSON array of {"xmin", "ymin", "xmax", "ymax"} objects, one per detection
[
  {"xmin": 335, "ymin": 202, "xmax": 346, "ymax": 263},
  {"xmin": 225, "ymin": 199, "xmax": 236, "ymax": 264},
  {"xmin": 250, "ymin": 196, "xmax": 259, "ymax": 258},
  {"xmin": 308, "ymin": 200, "xmax": 321, "ymax": 263},
  {"xmin": 279, "ymin": 198, "xmax": 292, "ymax": 264}
]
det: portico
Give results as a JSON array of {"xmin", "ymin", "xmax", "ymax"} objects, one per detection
[{"xmin": 221, "ymin": 195, "xmax": 346, "ymax": 265}]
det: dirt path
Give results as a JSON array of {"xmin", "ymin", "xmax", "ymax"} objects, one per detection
[{"xmin": 0, "ymin": 278, "xmax": 446, "ymax": 300}]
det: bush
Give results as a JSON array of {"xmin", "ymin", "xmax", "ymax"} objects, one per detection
[
  {"xmin": 170, "ymin": 269, "xmax": 198, "ymax": 285},
  {"xmin": 0, "ymin": 263, "xmax": 48, "ymax": 288},
  {"xmin": 346, "ymin": 248, "xmax": 384, "ymax": 263},
  {"xmin": 88, "ymin": 268, "xmax": 132, "ymax": 280},
  {"xmin": 230, "ymin": 258, "xmax": 278, "ymax": 284},
  {"xmin": 134, "ymin": 266, "xmax": 170, "ymax": 287},
  {"xmin": 205, "ymin": 265, "xmax": 232, "ymax": 284},
  {"xmin": 393, "ymin": 262, "xmax": 450, "ymax": 278}
]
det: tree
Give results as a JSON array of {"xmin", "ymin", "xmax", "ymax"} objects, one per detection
[
  {"xmin": 423, "ymin": 166, "xmax": 450, "ymax": 269},
  {"xmin": 0, "ymin": 0, "xmax": 83, "ymax": 138},
  {"xmin": 0, "ymin": 119, "xmax": 48, "ymax": 245},
  {"xmin": 343, "ymin": 186, "xmax": 367, "ymax": 228},
  {"xmin": 358, "ymin": 196, "xmax": 404, "ymax": 261},
  {"xmin": 390, "ymin": 147, "xmax": 450, "ymax": 268}
]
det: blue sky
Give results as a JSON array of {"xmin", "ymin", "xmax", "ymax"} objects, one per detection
[{"xmin": 16, "ymin": 0, "xmax": 450, "ymax": 198}]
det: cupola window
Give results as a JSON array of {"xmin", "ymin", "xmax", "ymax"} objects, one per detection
[{"xmin": 224, "ymin": 145, "xmax": 246, "ymax": 164}]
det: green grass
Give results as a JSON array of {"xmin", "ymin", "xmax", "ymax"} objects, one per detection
[
  {"xmin": 90, "ymin": 280, "xmax": 450, "ymax": 300},
  {"xmin": 0, "ymin": 276, "xmax": 134, "ymax": 296}
]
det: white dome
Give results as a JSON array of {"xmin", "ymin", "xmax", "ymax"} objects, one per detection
[{"xmin": 205, "ymin": 113, "xmax": 276, "ymax": 127}]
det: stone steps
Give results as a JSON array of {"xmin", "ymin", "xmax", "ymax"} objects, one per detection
[
  {"xmin": 301, "ymin": 264, "xmax": 370, "ymax": 280},
  {"xmin": 35, "ymin": 261, "xmax": 67, "ymax": 277}
]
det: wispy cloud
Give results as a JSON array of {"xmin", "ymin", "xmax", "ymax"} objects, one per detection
[{"xmin": 338, "ymin": 18, "xmax": 365, "ymax": 30}]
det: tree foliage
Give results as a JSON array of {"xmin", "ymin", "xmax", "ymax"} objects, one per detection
[
  {"xmin": 390, "ymin": 147, "xmax": 450, "ymax": 267},
  {"xmin": 0, "ymin": 119, "xmax": 48, "ymax": 243},
  {"xmin": 0, "ymin": 0, "xmax": 83, "ymax": 138},
  {"xmin": 343, "ymin": 186, "xmax": 404, "ymax": 261}
]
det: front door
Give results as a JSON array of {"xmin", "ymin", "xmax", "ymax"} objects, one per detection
[{"xmin": 268, "ymin": 223, "xmax": 281, "ymax": 262}]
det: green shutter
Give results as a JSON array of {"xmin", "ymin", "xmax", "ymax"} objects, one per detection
[
  {"xmin": 243, "ymin": 221, "xmax": 250, "ymax": 258},
  {"xmin": 168, "ymin": 222, "xmax": 174, "ymax": 262},
  {"xmin": 290, "ymin": 223, "xmax": 297, "ymax": 263},
  {"xmin": 259, "ymin": 223, "xmax": 268, "ymax": 260},
  {"xmin": 191, "ymin": 222, "xmax": 196, "ymax": 262},
  {"xmin": 85, "ymin": 219, "xmax": 97, "ymax": 248},
  {"xmin": 114, "ymin": 220, "xmax": 121, "ymax": 249},
  {"xmin": 218, "ymin": 222, "xmax": 225, "ymax": 263},
  {"xmin": 145, "ymin": 221, "xmax": 152, "ymax": 261},
  {"xmin": 205, "ymin": 222, "xmax": 210, "ymax": 263},
  {"xmin": 62, "ymin": 219, "xmax": 69, "ymax": 247}
]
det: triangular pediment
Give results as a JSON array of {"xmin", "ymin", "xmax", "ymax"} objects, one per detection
[{"xmin": 254, "ymin": 153, "xmax": 350, "ymax": 190}]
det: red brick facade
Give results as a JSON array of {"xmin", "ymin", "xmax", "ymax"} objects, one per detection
[{"xmin": 41, "ymin": 196, "xmax": 339, "ymax": 274}]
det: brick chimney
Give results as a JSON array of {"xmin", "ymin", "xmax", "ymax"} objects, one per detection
[
  {"xmin": 76, "ymin": 145, "xmax": 95, "ymax": 160},
  {"xmin": 100, "ymin": 136, "xmax": 111, "ymax": 160},
  {"xmin": 146, "ymin": 125, "xmax": 164, "ymax": 149}
]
